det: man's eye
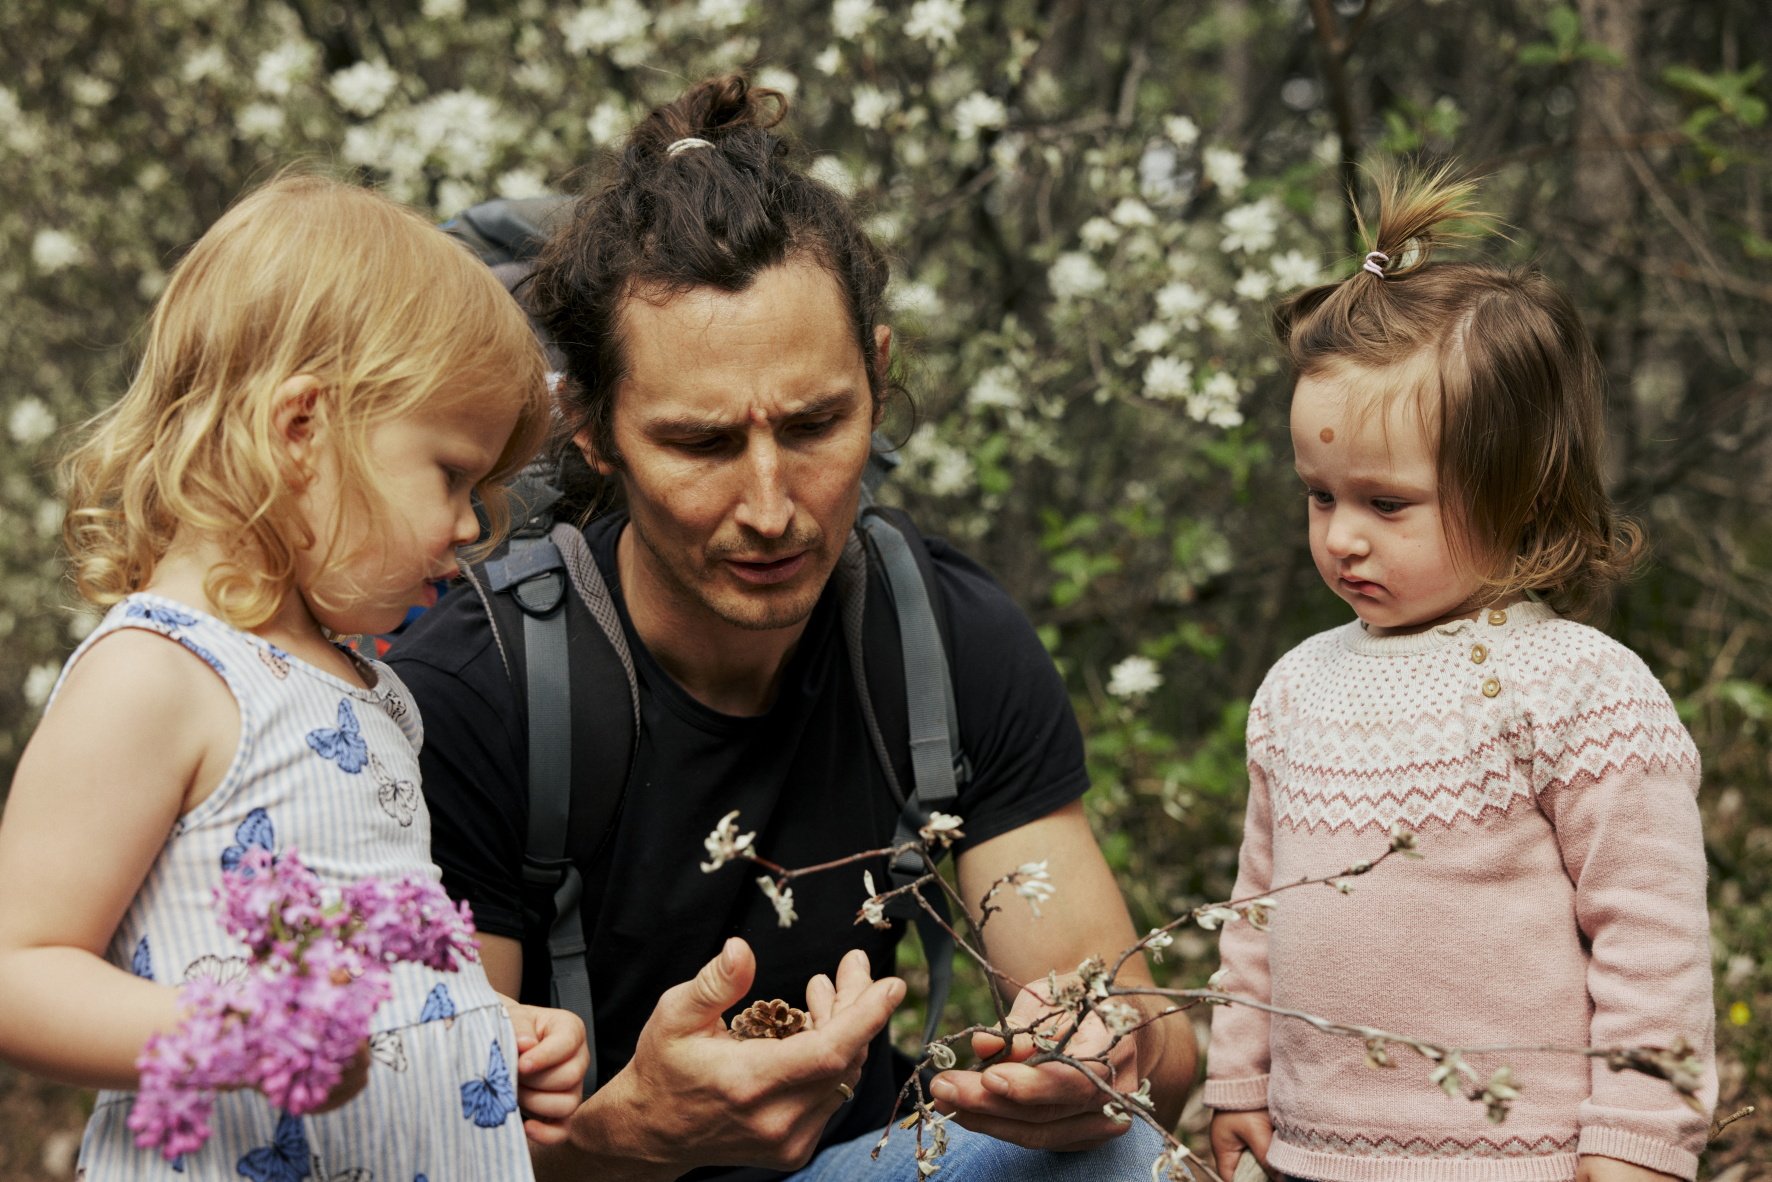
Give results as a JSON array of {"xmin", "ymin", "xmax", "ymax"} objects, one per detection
[
  {"xmin": 791, "ymin": 417, "xmax": 838, "ymax": 438},
  {"xmin": 675, "ymin": 436, "xmax": 732, "ymax": 455}
]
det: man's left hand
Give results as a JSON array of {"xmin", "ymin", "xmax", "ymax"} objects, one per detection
[{"xmin": 927, "ymin": 972, "xmax": 1141, "ymax": 1152}]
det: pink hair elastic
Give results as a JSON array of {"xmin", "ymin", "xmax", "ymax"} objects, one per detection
[{"xmin": 1362, "ymin": 250, "xmax": 1390, "ymax": 278}]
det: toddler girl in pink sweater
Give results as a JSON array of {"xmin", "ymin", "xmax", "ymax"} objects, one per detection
[{"xmin": 1204, "ymin": 165, "xmax": 1715, "ymax": 1182}]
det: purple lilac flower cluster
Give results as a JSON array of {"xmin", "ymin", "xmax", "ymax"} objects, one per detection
[{"xmin": 127, "ymin": 849, "xmax": 478, "ymax": 1161}]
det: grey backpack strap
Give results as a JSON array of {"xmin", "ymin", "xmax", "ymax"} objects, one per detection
[
  {"xmin": 848, "ymin": 510, "xmax": 965, "ymax": 1049},
  {"xmin": 475, "ymin": 532, "xmax": 595, "ymax": 1089},
  {"xmin": 471, "ymin": 518, "xmax": 638, "ymax": 1094}
]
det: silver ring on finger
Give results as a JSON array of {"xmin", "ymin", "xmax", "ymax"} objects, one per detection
[{"xmin": 835, "ymin": 1081, "xmax": 854, "ymax": 1103}]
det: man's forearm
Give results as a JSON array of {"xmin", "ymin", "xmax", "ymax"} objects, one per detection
[{"xmin": 1135, "ymin": 993, "xmax": 1199, "ymax": 1130}]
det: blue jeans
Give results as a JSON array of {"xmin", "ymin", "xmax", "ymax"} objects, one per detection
[{"xmin": 789, "ymin": 1118, "xmax": 1168, "ymax": 1181}]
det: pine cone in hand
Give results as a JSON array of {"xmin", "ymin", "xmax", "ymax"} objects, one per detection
[{"xmin": 729, "ymin": 999, "xmax": 810, "ymax": 1040}]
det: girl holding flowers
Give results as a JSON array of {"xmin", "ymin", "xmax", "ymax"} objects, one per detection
[{"xmin": 0, "ymin": 174, "xmax": 586, "ymax": 1178}]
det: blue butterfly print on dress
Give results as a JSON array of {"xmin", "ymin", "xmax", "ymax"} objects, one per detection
[
  {"xmin": 131, "ymin": 936, "xmax": 152, "ymax": 980},
  {"xmin": 419, "ymin": 982, "xmax": 456, "ymax": 1024},
  {"xmin": 306, "ymin": 700, "xmax": 368, "ymax": 774},
  {"xmin": 221, "ymin": 808, "xmax": 276, "ymax": 875},
  {"xmin": 236, "ymin": 1111, "xmax": 311, "ymax": 1182},
  {"xmin": 460, "ymin": 1039, "xmax": 518, "ymax": 1128},
  {"xmin": 126, "ymin": 602, "xmax": 199, "ymax": 628}
]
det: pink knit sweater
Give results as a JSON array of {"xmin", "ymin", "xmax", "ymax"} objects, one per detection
[{"xmin": 1204, "ymin": 602, "xmax": 1715, "ymax": 1182}]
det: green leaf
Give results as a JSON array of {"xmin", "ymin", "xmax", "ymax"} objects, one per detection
[
  {"xmin": 1575, "ymin": 42, "xmax": 1623, "ymax": 67},
  {"xmin": 1516, "ymin": 42, "xmax": 1562, "ymax": 67},
  {"xmin": 1545, "ymin": 5, "xmax": 1581, "ymax": 52}
]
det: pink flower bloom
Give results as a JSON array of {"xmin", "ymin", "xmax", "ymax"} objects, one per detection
[{"xmin": 129, "ymin": 853, "xmax": 476, "ymax": 1161}]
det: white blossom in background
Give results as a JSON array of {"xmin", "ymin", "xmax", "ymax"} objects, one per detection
[
  {"xmin": 889, "ymin": 279, "xmax": 942, "ymax": 319},
  {"xmin": 1155, "ymin": 280, "xmax": 1207, "ymax": 327},
  {"xmin": 831, "ymin": 0, "xmax": 881, "ymax": 38},
  {"xmin": 1234, "ymin": 268, "xmax": 1275, "ymax": 302},
  {"xmin": 1270, "ymin": 248, "xmax": 1322, "ymax": 290},
  {"xmin": 22, "ymin": 663, "xmax": 59, "ymax": 710},
  {"xmin": 1110, "ymin": 197, "xmax": 1156, "ymax": 228},
  {"xmin": 1048, "ymin": 252, "xmax": 1106, "ymax": 303},
  {"xmin": 254, "ymin": 41, "xmax": 316, "ymax": 98},
  {"xmin": 756, "ymin": 66, "xmax": 799, "ymax": 97},
  {"xmin": 1201, "ymin": 145, "xmax": 1247, "ymax": 196},
  {"xmin": 813, "ymin": 45, "xmax": 843, "ymax": 74},
  {"xmin": 951, "ymin": 91, "xmax": 1007, "ymax": 140},
  {"xmin": 968, "ymin": 365, "xmax": 1022, "ymax": 410},
  {"xmin": 1143, "ymin": 356, "xmax": 1193, "ymax": 401},
  {"xmin": 905, "ymin": 0, "xmax": 965, "ymax": 50},
  {"xmin": 562, "ymin": 0, "xmax": 651, "ymax": 54},
  {"xmin": 697, "ymin": 0, "xmax": 750, "ymax": 29},
  {"xmin": 496, "ymin": 167, "xmax": 551, "ymax": 199},
  {"xmin": 1107, "ymin": 655, "xmax": 1162, "ymax": 699},
  {"xmin": 1164, "ymin": 114, "xmax": 1200, "ymax": 148},
  {"xmin": 68, "ymin": 74, "xmax": 115, "ymax": 107},
  {"xmin": 68, "ymin": 609, "xmax": 101, "ymax": 643},
  {"xmin": 1189, "ymin": 370, "xmax": 1244, "ymax": 428},
  {"xmin": 9, "ymin": 398, "xmax": 56, "ymax": 446},
  {"xmin": 435, "ymin": 179, "xmax": 480, "ymax": 220},
  {"xmin": 1204, "ymin": 302, "xmax": 1241, "ymax": 335},
  {"xmin": 33, "ymin": 499, "xmax": 61, "ymax": 538},
  {"xmin": 1221, "ymin": 198, "xmax": 1280, "ymax": 253},
  {"xmin": 850, "ymin": 84, "xmax": 896, "ymax": 129},
  {"xmin": 1079, "ymin": 217, "xmax": 1121, "ymax": 251},
  {"xmin": 236, "ymin": 102, "xmax": 286, "ymax": 139},
  {"xmin": 927, "ymin": 443, "xmax": 974, "ymax": 496},
  {"xmin": 421, "ymin": 0, "xmax": 466, "ymax": 16},
  {"xmin": 807, "ymin": 155, "xmax": 855, "ymax": 198},
  {"xmin": 30, "ymin": 230, "xmax": 83, "ymax": 275},
  {"xmin": 586, "ymin": 99, "xmax": 630, "ymax": 144},
  {"xmin": 328, "ymin": 60, "xmax": 400, "ymax": 117},
  {"xmin": 181, "ymin": 46, "xmax": 228, "ymax": 85},
  {"xmin": 1132, "ymin": 321, "xmax": 1172, "ymax": 353}
]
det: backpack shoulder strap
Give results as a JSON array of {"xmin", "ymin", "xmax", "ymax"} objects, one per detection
[
  {"xmin": 841, "ymin": 505, "xmax": 970, "ymax": 1049},
  {"xmin": 462, "ymin": 519, "xmax": 637, "ymax": 1092}
]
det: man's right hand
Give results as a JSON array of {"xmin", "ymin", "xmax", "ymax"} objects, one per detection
[{"xmin": 539, "ymin": 938, "xmax": 903, "ymax": 1181}]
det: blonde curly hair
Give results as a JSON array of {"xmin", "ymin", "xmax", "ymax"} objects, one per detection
[{"xmin": 62, "ymin": 172, "xmax": 551, "ymax": 629}]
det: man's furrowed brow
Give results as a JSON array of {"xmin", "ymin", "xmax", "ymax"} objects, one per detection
[{"xmin": 642, "ymin": 390, "xmax": 859, "ymax": 436}]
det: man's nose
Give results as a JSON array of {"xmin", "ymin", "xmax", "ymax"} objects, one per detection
[{"xmin": 731, "ymin": 436, "xmax": 794, "ymax": 539}]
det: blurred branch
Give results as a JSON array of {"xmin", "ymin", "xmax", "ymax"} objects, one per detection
[{"xmin": 1306, "ymin": 0, "xmax": 1368, "ymax": 251}]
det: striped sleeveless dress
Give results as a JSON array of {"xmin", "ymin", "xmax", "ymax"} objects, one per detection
[{"xmin": 66, "ymin": 594, "xmax": 535, "ymax": 1181}]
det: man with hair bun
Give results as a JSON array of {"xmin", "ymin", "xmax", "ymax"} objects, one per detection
[{"xmin": 392, "ymin": 75, "xmax": 1194, "ymax": 1180}]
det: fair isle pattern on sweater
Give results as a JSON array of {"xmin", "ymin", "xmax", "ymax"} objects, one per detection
[
  {"xmin": 1270, "ymin": 1125, "xmax": 1579, "ymax": 1160},
  {"xmin": 1205, "ymin": 603, "xmax": 1716, "ymax": 1182}
]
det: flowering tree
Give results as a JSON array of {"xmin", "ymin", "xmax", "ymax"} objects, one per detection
[{"xmin": 2, "ymin": 0, "xmax": 1769, "ymax": 1169}]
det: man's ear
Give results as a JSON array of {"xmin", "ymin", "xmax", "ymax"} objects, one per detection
[
  {"xmin": 872, "ymin": 324, "xmax": 892, "ymax": 426},
  {"xmin": 272, "ymin": 375, "xmax": 325, "ymax": 485},
  {"xmin": 572, "ymin": 426, "xmax": 616, "ymax": 476}
]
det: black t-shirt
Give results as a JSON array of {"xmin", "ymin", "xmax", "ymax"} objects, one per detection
[{"xmin": 388, "ymin": 513, "xmax": 1089, "ymax": 1179}]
